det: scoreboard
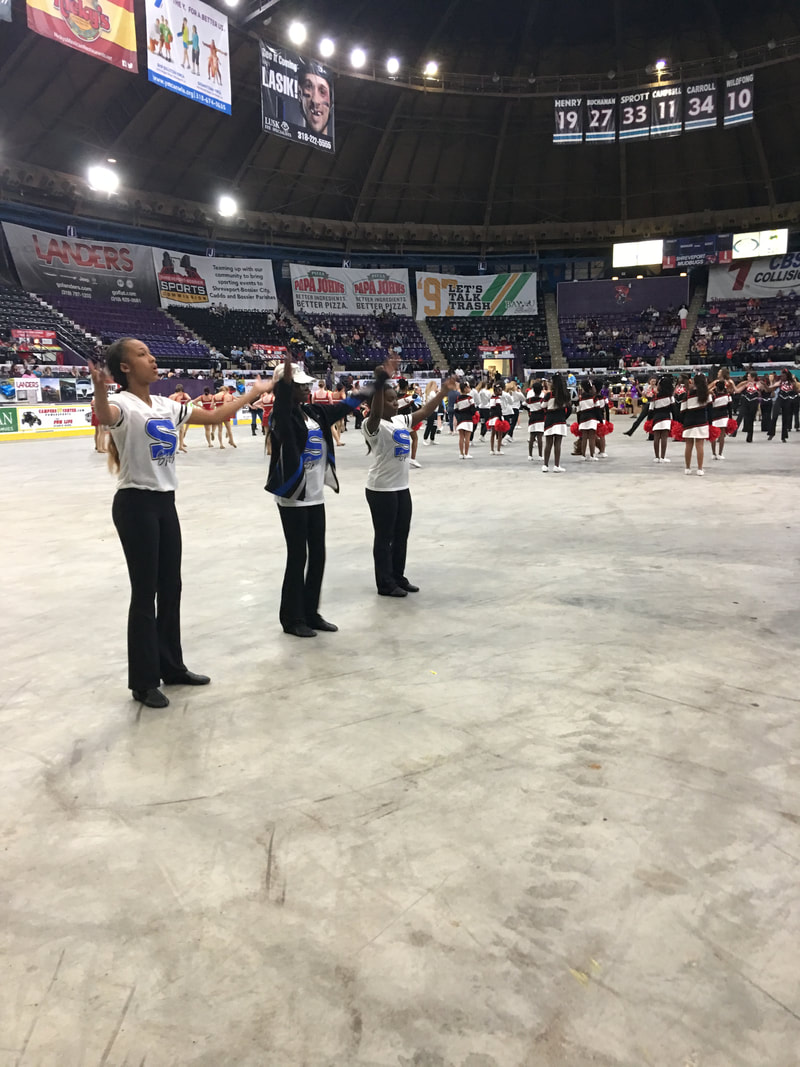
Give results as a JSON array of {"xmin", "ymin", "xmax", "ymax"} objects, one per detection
[{"xmin": 554, "ymin": 73, "xmax": 753, "ymax": 144}]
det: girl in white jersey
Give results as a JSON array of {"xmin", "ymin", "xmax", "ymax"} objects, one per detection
[
  {"xmin": 363, "ymin": 358, "xmax": 456, "ymax": 597},
  {"xmin": 91, "ymin": 338, "xmax": 266, "ymax": 708}
]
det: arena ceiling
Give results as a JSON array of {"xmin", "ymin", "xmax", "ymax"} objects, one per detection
[{"xmin": 1, "ymin": 0, "xmax": 799, "ymax": 252}]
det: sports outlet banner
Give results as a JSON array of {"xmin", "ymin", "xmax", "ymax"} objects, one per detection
[
  {"xmin": 707, "ymin": 255, "xmax": 800, "ymax": 301},
  {"xmin": 415, "ymin": 273, "xmax": 538, "ymax": 318},
  {"xmin": 26, "ymin": 0, "xmax": 137, "ymax": 71},
  {"xmin": 290, "ymin": 265, "xmax": 412, "ymax": 316},
  {"xmin": 2, "ymin": 223, "xmax": 158, "ymax": 304},
  {"xmin": 145, "ymin": 0, "xmax": 231, "ymax": 115},
  {"xmin": 260, "ymin": 43, "xmax": 335, "ymax": 154},
  {"xmin": 153, "ymin": 249, "xmax": 278, "ymax": 311}
]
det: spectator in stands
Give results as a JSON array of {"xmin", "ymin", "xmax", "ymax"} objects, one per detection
[{"xmin": 679, "ymin": 304, "xmax": 688, "ymax": 329}]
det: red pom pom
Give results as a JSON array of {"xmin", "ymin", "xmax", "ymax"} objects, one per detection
[
  {"xmin": 643, "ymin": 419, "xmax": 654, "ymax": 433},
  {"xmin": 709, "ymin": 425, "xmax": 721, "ymax": 441},
  {"xmin": 670, "ymin": 420, "xmax": 685, "ymax": 442},
  {"xmin": 472, "ymin": 412, "xmax": 480, "ymax": 424},
  {"xmin": 570, "ymin": 421, "xmax": 580, "ymax": 437},
  {"xmin": 726, "ymin": 417, "xmax": 738, "ymax": 435},
  {"xmin": 604, "ymin": 421, "xmax": 614, "ymax": 435},
  {"xmin": 496, "ymin": 419, "xmax": 511, "ymax": 434}
]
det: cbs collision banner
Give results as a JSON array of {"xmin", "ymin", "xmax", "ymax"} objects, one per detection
[{"xmin": 260, "ymin": 42, "xmax": 334, "ymax": 153}]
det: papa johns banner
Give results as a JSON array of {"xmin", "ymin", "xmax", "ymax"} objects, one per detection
[
  {"xmin": 290, "ymin": 265, "xmax": 412, "ymax": 316},
  {"xmin": 144, "ymin": 0, "xmax": 231, "ymax": 115},
  {"xmin": 707, "ymin": 255, "xmax": 800, "ymax": 301},
  {"xmin": 26, "ymin": 0, "xmax": 138, "ymax": 71},
  {"xmin": 415, "ymin": 273, "xmax": 538, "ymax": 317},
  {"xmin": 2, "ymin": 222, "xmax": 158, "ymax": 304},
  {"xmin": 153, "ymin": 249, "xmax": 278, "ymax": 311}
]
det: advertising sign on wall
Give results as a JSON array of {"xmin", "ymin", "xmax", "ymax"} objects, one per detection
[
  {"xmin": 15, "ymin": 405, "xmax": 93, "ymax": 433},
  {"xmin": 415, "ymin": 273, "xmax": 538, "ymax": 318},
  {"xmin": 26, "ymin": 0, "xmax": 138, "ymax": 71},
  {"xmin": 707, "ymin": 255, "xmax": 800, "ymax": 301},
  {"xmin": 290, "ymin": 265, "xmax": 412, "ymax": 316},
  {"xmin": 11, "ymin": 329, "xmax": 58, "ymax": 344},
  {"xmin": 145, "ymin": 0, "xmax": 231, "ymax": 115},
  {"xmin": 153, "ymin": 249, "xmax": 278, "ymax": 310},
  {"xmin": 557, "ymin": 276, "xmax": 689, "ymax": 315},
  {"xmin": 260, "ymin": 42, "xmax": 335, "ymax": 154},
  {"xmin": 2, "ymin": 223, "xmax": 158, "ymax": 304}
]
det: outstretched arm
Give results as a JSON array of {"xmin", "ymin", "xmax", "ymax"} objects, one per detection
[
  {"xmin": 416, "ymin": 375, "xmax": 457, "ymax": 424},
  {"xmin": 189, "ymin": 379, "xmax": 269, "ymax": 425}
]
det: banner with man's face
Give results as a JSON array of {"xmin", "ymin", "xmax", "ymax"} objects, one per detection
[{"xmin": 259, "ymin": 42, "xmax": 335, "ymax": 154}]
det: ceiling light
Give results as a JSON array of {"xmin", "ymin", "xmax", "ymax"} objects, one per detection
[
  {"xmin": 527, "ymin": 73, "xmax": 536, "ymax": 85},
  {"xmin": 492, "ymin": 72, "xmax": 500, "ymax": 84},
  {"xmin": 218, "ymin": 195, "xmax": 238, "ymax": 218},
  {"xmin": 106, "ymin": 157, "xmax": 116, "ymax": 163},
  {"xmin": 680, "ymin": 272, "xmax": 688, "ymax": 277},
  {"xmin": 636, "ymin": 274, "xmax": 644, "ymax": 279},
  {"xmin": 655, "ymin": 59, "xmax": 667, "ymax": 71},
  {"xmin": 87, "ymin": 164, "xmax": 119, "ymax": 194},
  {"xmin": 424, "ymin": 60, "xmax": 438, "ymax": 77},
  {"xmin": 350, "ymin": 47, "xmax": 366, "ymax": 69},
  {"xmin": 319, "ymin": 37, "xmax": 334, "ymax": 58},
  {"xmin": 386, "ymin": 56, "xmax": 400, "ymax": 76},
  {"xmin": 288, "ymin": 21, "xmax": 306, "ymax": 46},
  {"xmin": 223, "ymin": 0, "xmax": 238, "ymax": 6},
  {"xmin": 767, "ymin": 38, "xmax": 777, "ymax": 50}
]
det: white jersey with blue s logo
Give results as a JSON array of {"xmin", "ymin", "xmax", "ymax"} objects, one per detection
[
  {"xmin": 108, "ymin": 391, "xmax": 191, "ymax": 492},
  {"xmin": 277, "ymin": 416, "xmax": 328, "ymax": 508},
  {"xmin": 363, "ymin": 413, "xmax": 414, "ymax": 492}
]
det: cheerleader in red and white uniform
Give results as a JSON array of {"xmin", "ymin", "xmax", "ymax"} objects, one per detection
[
  {"xmin": 526, "ymin": 379, "xmax": 545, "ymax": 461},
  {"xmin": 576, "ymin": 381, "xmax": 600, "ymax": 461},
  {"xmin": 542, "ymin": 373, "xmax": 570, "ymax": 473},
  {"xmin": 648, "ymin": 375, "xmax": 674, "ymax": 463},
  {"xmin": 487, "ymin": 385, "xmax": 508, "ymax": 454},
  {"xmin": 454, "ymin": 382, "xmax": 476, "ymax": 459},
  {"xmin": 681, "ymin": 373, "xmax": 710, "ymax": 476},
  {"xmin": 709, "ymin": 368, "xmax": 735, "ymax": 460}
]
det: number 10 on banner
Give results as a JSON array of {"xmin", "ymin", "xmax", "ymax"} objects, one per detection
[{"xmin": 553, "ymin": 97, "xmax": 583, "ymax": 143}]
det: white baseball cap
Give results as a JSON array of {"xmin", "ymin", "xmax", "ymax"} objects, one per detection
[{"xmin": 272, "ymin": 363, "xmax": 315, "ymax": 384}]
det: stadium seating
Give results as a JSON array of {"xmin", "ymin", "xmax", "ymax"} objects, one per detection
[
  {"xmin": 689, "ymin": 297, "xmax": 800, "ymax": 362},
  {"xmin": 167, "ymin": 307, "xmax": 296, "ymax": 356},
  {"xmin": 559, "ymin": 310, "xmax": 681, "ymax": 368},
  {"xmin": 0, "ymin": 286, "xmax": 96, "ymax": 364},
  {"xmin": 426, "ymin": 314, "xmax": 550, "ymax": 370},
  {"xmin": 296, "ymin": 313, "xmax": 432, "ymax": 370}
]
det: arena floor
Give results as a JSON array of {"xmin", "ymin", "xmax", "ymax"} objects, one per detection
[{"xmin": 2, "ymin": 422, "xmax": 800, "ymax": 1067}]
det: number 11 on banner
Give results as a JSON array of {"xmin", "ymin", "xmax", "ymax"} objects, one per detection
[{"xmin": 553, "ymin": 97, "xmax": 584, "ymax": 143}]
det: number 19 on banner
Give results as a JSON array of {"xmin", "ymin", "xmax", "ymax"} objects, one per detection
[{"xmin": 553, "ymin": 97, "xmax": 583, "ymax": 143}]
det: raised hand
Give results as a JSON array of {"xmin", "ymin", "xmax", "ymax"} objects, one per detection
[
  {"xmin": 89, "ymin": 360, "xmax": 108, "ymax": 393},
  {"xmin": 381, "ymin": 355, "xmax": 401, "ymax": 379}
]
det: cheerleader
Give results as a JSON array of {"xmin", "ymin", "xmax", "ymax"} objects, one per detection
[
  {"xmin": 169, "ymin": 385, "xmax": 192, "ymax": 452},
  {"xmin": 673, "ymin": 373, "xmax": 690, "ymax": 409},
  {"xmin": 768, "ymin": 368, "xmax": 797, "ymax": 442},
  {"xmin": 526, "ymin": 379, "xmax": 545, "ymax": 461},
  {"xmin": 709, "ymin": 368, "xmax": 734, "ymax": 460},
  {"xmin": 734, "ymin": 371, "xmax": 761, "ymax": 443},
  {"xmin": 576, "ymin": 380, "xmax": 600, "ymax": 461},
  {"xmin": 477, "ymin": 380, "xmax": 492, "ymax": 441},
  {"xmin": 542, "ymin": 373, "xmax": 570, "ymax": 473},
  {"xmin": 681, "ymin": 373, "xmax": 710, "ymax": 476},
  {"xmin": 500, "ymin": 385, "xmax": 515, "ymax": 444},
  {"xmin": 422, "ymin": 380, "xmax": 440, "ymax": 445},
  {"xmin": 454, "ymin": 382, "xmax": 476, "ymax": 459},
  {"xmin": 759, "ymin": 374, "xmax": 774, "ymax": 434},
  {"xmin": 193, "ymin": 386, "xmax": 217, "ymax": 447},
  {"xmin": 487, "ymin": 385, "xmax": 507, "ymax": 454},
  {"xmin": 592, "ymin": 378, "xmax": 611, "ymax": 460},
  {"xmin": 648, "ymin": 375, "xmax": 674, "ymax": 463}
]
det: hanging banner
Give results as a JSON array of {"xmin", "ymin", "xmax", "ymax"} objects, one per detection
[
  {"xmin": 153, "ymin": 249, "xmax": 278, "ymax": 310},
  {"xmin": 11, "ymin": 329, "xmax": 58, "ymax": 345},
  {"xmin": 724, "ymin": 73, "xmax": 754, "ymax": 127},
  {"xmin": 707, "ymin": 254, "xmax": 800, "ymax": 301},
  {"xmin": 619, "ymin": 91, "xmax": 650, "ymax": 140},
  {"xmin": 290, "ymin": 266, "xmax": 412, "ymax": 316},
  {"xmin": 415, "ymin": 273, "xmax": 538, "ymax": 318},
  {"xmin": 662, "ymin": 234, "xmax": 733, "ymax": 269},
  {"xmin": 145, "ymin": 0, "xmax": 231, "ymax": 115},
  {"xmin": 650, "ymin": 85, "xmax": 683, "ymax": 137},
  {"xmin": 0, "ymin": 0, "xmax": 12, "ymax": 22},
  {"xmin": 26, "ymin": 0, "xmax": 137, "ymax": 71},
  {"xmin": 553, "ymin": 97, "xmax": 583, "ymax": 144},
  {"xmin": 557, "ymin": 277, "xmax": 688, "ymax": 315},
  {"xmin": 2, "ymin": 223, "xmax": 158, "ymax": 304},
  {"xmin": 585, "ymin": 95, "xmax": 616, "ymax": 142},
  {"xmin": 260, "ymin": 42, "xmax": 335, "ymax": 154},
  {"xmin": 684, "ymin": 81, "xmax": 718, "ymax": 130}
]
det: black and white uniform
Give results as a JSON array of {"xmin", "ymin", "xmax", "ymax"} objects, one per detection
[
  {"xmin": 487, "ymin": 394, "xmax": 503, "ymax": 429},
  {"xmin": 738, "ymin": 382, "xmax": 761, "ymax": 441},
  {"xmin": 543, "ymin": 395, "xmax": 569, "ymax": 437},
  {"xmin": 710, "ymin": 387, "xmax": 732, "ymax": 428},
  {"xmin": 477, "ymin": 387, "xmax": 491, "ymax": 432},
  {"xmin": 681, "ymin": 390, "xmax": 710, "ymax": 439},
  {"xmin": 577, "ymin": 396, "xmax": 599, "ymax": 432},
  {"xmin": 526, "ymin": 390, "xmax": 545, "ymax": 434},
  {"xmin": 649, "ymin": 395, "xmax": 673, "ymax": 432},
  {"xmin": 454, "ymin": 394, "xmax": 476, "ymax": 431},
  {"xmin": 773, "ymin": 380, "xmax": 797, "ymax": 441}
]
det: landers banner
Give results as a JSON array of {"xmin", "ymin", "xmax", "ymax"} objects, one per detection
[
  {"xmin": 290, "ymin": 265, "xmax": 412, "ymax": 316},
  {"xmin": 145, "ymin": 0, "xmax": 231, "ymax": 115},
  {"xmin": 707, "ymin": 254, "xmax": 800, "ymax": 301},
  {"xmin": 260, "ymin": 42, "xmax": 335, "ymax": 154},
  {"xmin": 416, "ymin": 273, "xmax": 538, "ymax": 317},
  {"xmin": 153, "ymin": 249, "xmax": 278, "ymax": 311},
  {"xmin": 2, "ymin": 223, "xmax": 158, "ymax": 304},
  {"xmin": 557, "ymin": 276, "xmax": 689, "ymax": 315},
  {"xmin": 26, "ymin": 0, "xmax": 137, "ymax": 71}
]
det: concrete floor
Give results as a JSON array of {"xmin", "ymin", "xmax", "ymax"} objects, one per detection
[{"xmin": 2, "ymin": 421, "xmax": 800, "ymax": 1067}]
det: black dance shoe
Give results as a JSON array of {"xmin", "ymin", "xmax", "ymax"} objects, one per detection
[
  {"xmin": 132, "ymin": 688, "xmax": 170, "ymax": 708},
  {"xmin": 283, "ymin": 623, "xmax": 317, "ymax": 637},
  {"xmin": 307, "ymin": 615, "xmax": 338, "ymax": 632},
  {"xmin": 163, "ymin": 671, "xmax": 211, "ymax": 686}
]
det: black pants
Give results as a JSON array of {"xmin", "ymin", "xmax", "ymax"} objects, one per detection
[
  {"xmin": 509, "ymin": 409, "xmax": 520, "ymax": 437},
  {"xmin": 423, "ymin": 414, "xmax": 438, "ymax": 441},
  {"xmin": 479, "ymin": 408, "xmax": 490, "ymax": 437},
  {"xmin": 772, "ymin": 400, "xmax": 794, "ymax": 441},
  {"xmin": 251, "ymin": 408, "xmax": 263, "ymax": 434},
  {"xmin": 277, "ymin": 504, "xmax": 326, "ymax": 628},
  {"xmin": 365, "ymin": 488, "xmax": 412, "ymax": 593},
  {"xmin": 760, "ymin": 401, "xmax": 772, "ymax": 432},
  {"xmin": 112, "ymin": 489, "xmax": 185, "ymax": 691},
  {"xmin": 739, "ymin": 401, "xmax": 758, "ymax": 442},
  {"xmin": 626, "ymin": 405, "xmax": 649, "ymax": 435}
]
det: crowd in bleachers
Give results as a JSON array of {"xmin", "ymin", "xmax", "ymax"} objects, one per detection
[
  {"xmin": 426, "ymin": 314, "xmax": 550, "ymax": 370},
  {"xmin": 689, "ymin": 296, "xmax": 800, "ymax": 364},
  {"xmin": 168, "ymin": 306, "xmax": 297, "ymax": 366},
  {"xmin": 559, "ymin": 305, "xmax": 682, "ymax": 368},
  {"xmin": 0, "ymin": 285, "xmax": 98, "ymax": 365},
  {"xmin": 299, "ymin": 310, "xmax": 432, "ymax": 371}
]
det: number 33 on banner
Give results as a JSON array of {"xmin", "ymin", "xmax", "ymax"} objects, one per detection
[{"xmin": 418, "ymin": 276, "xmax": 458, "ymax": 316}]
